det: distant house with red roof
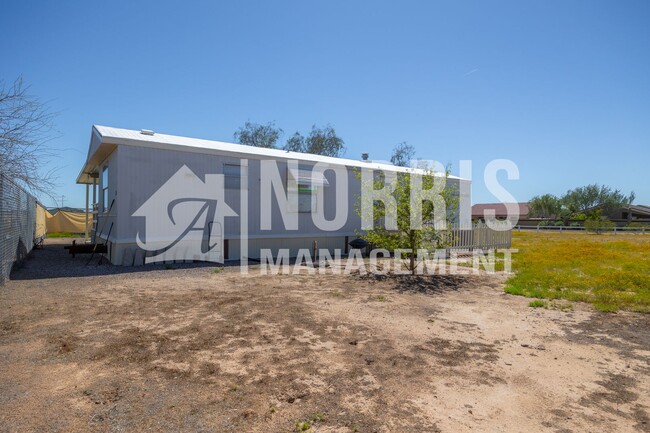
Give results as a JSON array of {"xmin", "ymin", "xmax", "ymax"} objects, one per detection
[{"xmin": 471, "ymin": 202, "xmax": 534, "ymax": 226}]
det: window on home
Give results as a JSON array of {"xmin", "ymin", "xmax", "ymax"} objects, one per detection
[
  {"xmin": 298, "ymin": 184, "xmax": 314, "ymax": 213},
  {"xmin": 102, "ymin": 166, "xmax": 109, "ymax": 212},
  {"xmin": 287, "ymin": 167, "xmax": 328, "ymax": 213},
  {"xmin": 224, "ymin": 164, "xmax": 241, "ymax": 189}
]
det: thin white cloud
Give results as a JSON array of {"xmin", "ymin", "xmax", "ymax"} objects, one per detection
[{"xmin": 462, "ymin": 68, "xmax": 480, "ymax": 77}]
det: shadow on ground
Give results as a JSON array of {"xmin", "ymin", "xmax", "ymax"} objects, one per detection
[
  {"xmin": 359, "ymin": 273, "xmax": 476, "ymax": 295},
  {"xmin": 9, "ymin": 239, "xmax": 228, "ymax": 280}
]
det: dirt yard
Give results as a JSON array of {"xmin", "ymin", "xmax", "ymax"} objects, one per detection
[{"xmin": 1, "ymin": 240, "xmax": 649, "ymax": 432}]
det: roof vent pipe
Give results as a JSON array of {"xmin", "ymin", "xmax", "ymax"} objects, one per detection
[
  {"xmin": 140, "ymin": 129, "xmax": 155, "ymax": 136},
  {"xmin": 361, "ymin": 152, "xmax": 369, "ymax": 161}
]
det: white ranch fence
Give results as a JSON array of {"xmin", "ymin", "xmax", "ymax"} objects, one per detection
[{"xmin": 515, "ymin": 225, "xmax": 648, "ymax": 234}]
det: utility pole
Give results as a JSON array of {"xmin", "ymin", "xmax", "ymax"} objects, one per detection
[{"xmin": 60, "ymin": 195, "xmax": 65, "ymax": 209}]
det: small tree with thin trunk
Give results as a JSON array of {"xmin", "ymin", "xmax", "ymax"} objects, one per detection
[
  {"xmin": 0, "ymin": 76, "xmax": 57, "ymax": 198},
  {"xmin": 583, "ymin": 210, "xmax": 615, "ymax": 234},
  {"xmin": 357, "ymin": 163, "xmax": 458, "ymax": 275}
]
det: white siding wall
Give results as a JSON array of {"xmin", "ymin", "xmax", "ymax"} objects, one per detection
[{"xmin": 101, "ymin": 145, "xmax": 465, "ymax": 265}]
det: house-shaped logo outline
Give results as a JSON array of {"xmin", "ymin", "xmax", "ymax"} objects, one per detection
[{"xmin": 132, "ymin": 164, "xmax": 237, "ymax": 263}]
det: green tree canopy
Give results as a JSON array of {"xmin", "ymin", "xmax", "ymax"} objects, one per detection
[
  {"xmin": 528, "ymin": 194, "xmax": 562, "ymax": 219},
  {"xmin": 562, "ymin": 184, "xmax": 635, "ymax": 215},
  {"xmin": 284, "ymin": 132, "xmax": 306, "ymax": 153},
  {"xmin": 390, "ymin": 142, "xmax": 416, "ymax": 167},
  {"xmin": 283, "ymin": 124, "xmax": 345, "ymax": 157},
  {"xmin": 234, "ymin": 121, "xmax": 283, "ymax": 149}
]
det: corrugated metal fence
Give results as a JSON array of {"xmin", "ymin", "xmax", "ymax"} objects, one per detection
[{"xmin": 0, "ymin": 173, "xmax": 37, "ymax": 285}]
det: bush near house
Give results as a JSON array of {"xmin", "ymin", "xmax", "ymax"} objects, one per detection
[
  {"xmin": 584, "ymin": 217, "xmax": 615, "ymax": 234},
  {"xmin": 506, "ymin": 231, "xmax": 650, "ymax": 312}
]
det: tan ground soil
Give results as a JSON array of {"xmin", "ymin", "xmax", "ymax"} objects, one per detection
[{"xmin": 0, "ymin": 239, "xmax": 648, "ymax": 432}]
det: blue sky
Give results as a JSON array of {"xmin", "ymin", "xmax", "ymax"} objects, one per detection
[{"xmin": 1, "ymin": 0, "xmax": 648, "ymax": 208}]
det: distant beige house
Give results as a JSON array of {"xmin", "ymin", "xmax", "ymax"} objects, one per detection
[{"xmin": 472, "ymin": 202, "xmax": 650, "ymax": 227}]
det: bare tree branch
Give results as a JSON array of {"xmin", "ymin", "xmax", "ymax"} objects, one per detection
[{"xmin": 0, "ymin": 76, "xmax": 59, "ymax": 199}]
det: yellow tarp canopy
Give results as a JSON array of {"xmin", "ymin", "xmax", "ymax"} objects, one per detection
[
  {"xmin": 35, "ymin": 203, "xmax": 48, "ymax": 239},
  {"xmin": 46, "ymin": 210, "xmax": 88, "ymax": 234}
]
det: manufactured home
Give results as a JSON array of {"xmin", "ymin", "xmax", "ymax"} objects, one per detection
[{"xmin": 76, "ymin": 126, "xmax": 470, "ymax": 265}]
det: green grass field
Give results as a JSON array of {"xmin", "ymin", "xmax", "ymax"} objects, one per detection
[
  {"xmin": 46, "ymin": 232, "xmax": 84, "ymax": 238},
  {"xmin": 505, "ymin": 231, "xmax": 650, "ymax": 313}
]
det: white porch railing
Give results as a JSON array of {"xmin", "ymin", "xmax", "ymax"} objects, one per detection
[{"xmin": 443, "ymin": 222, "xmax": 512, "ymax": 250}]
